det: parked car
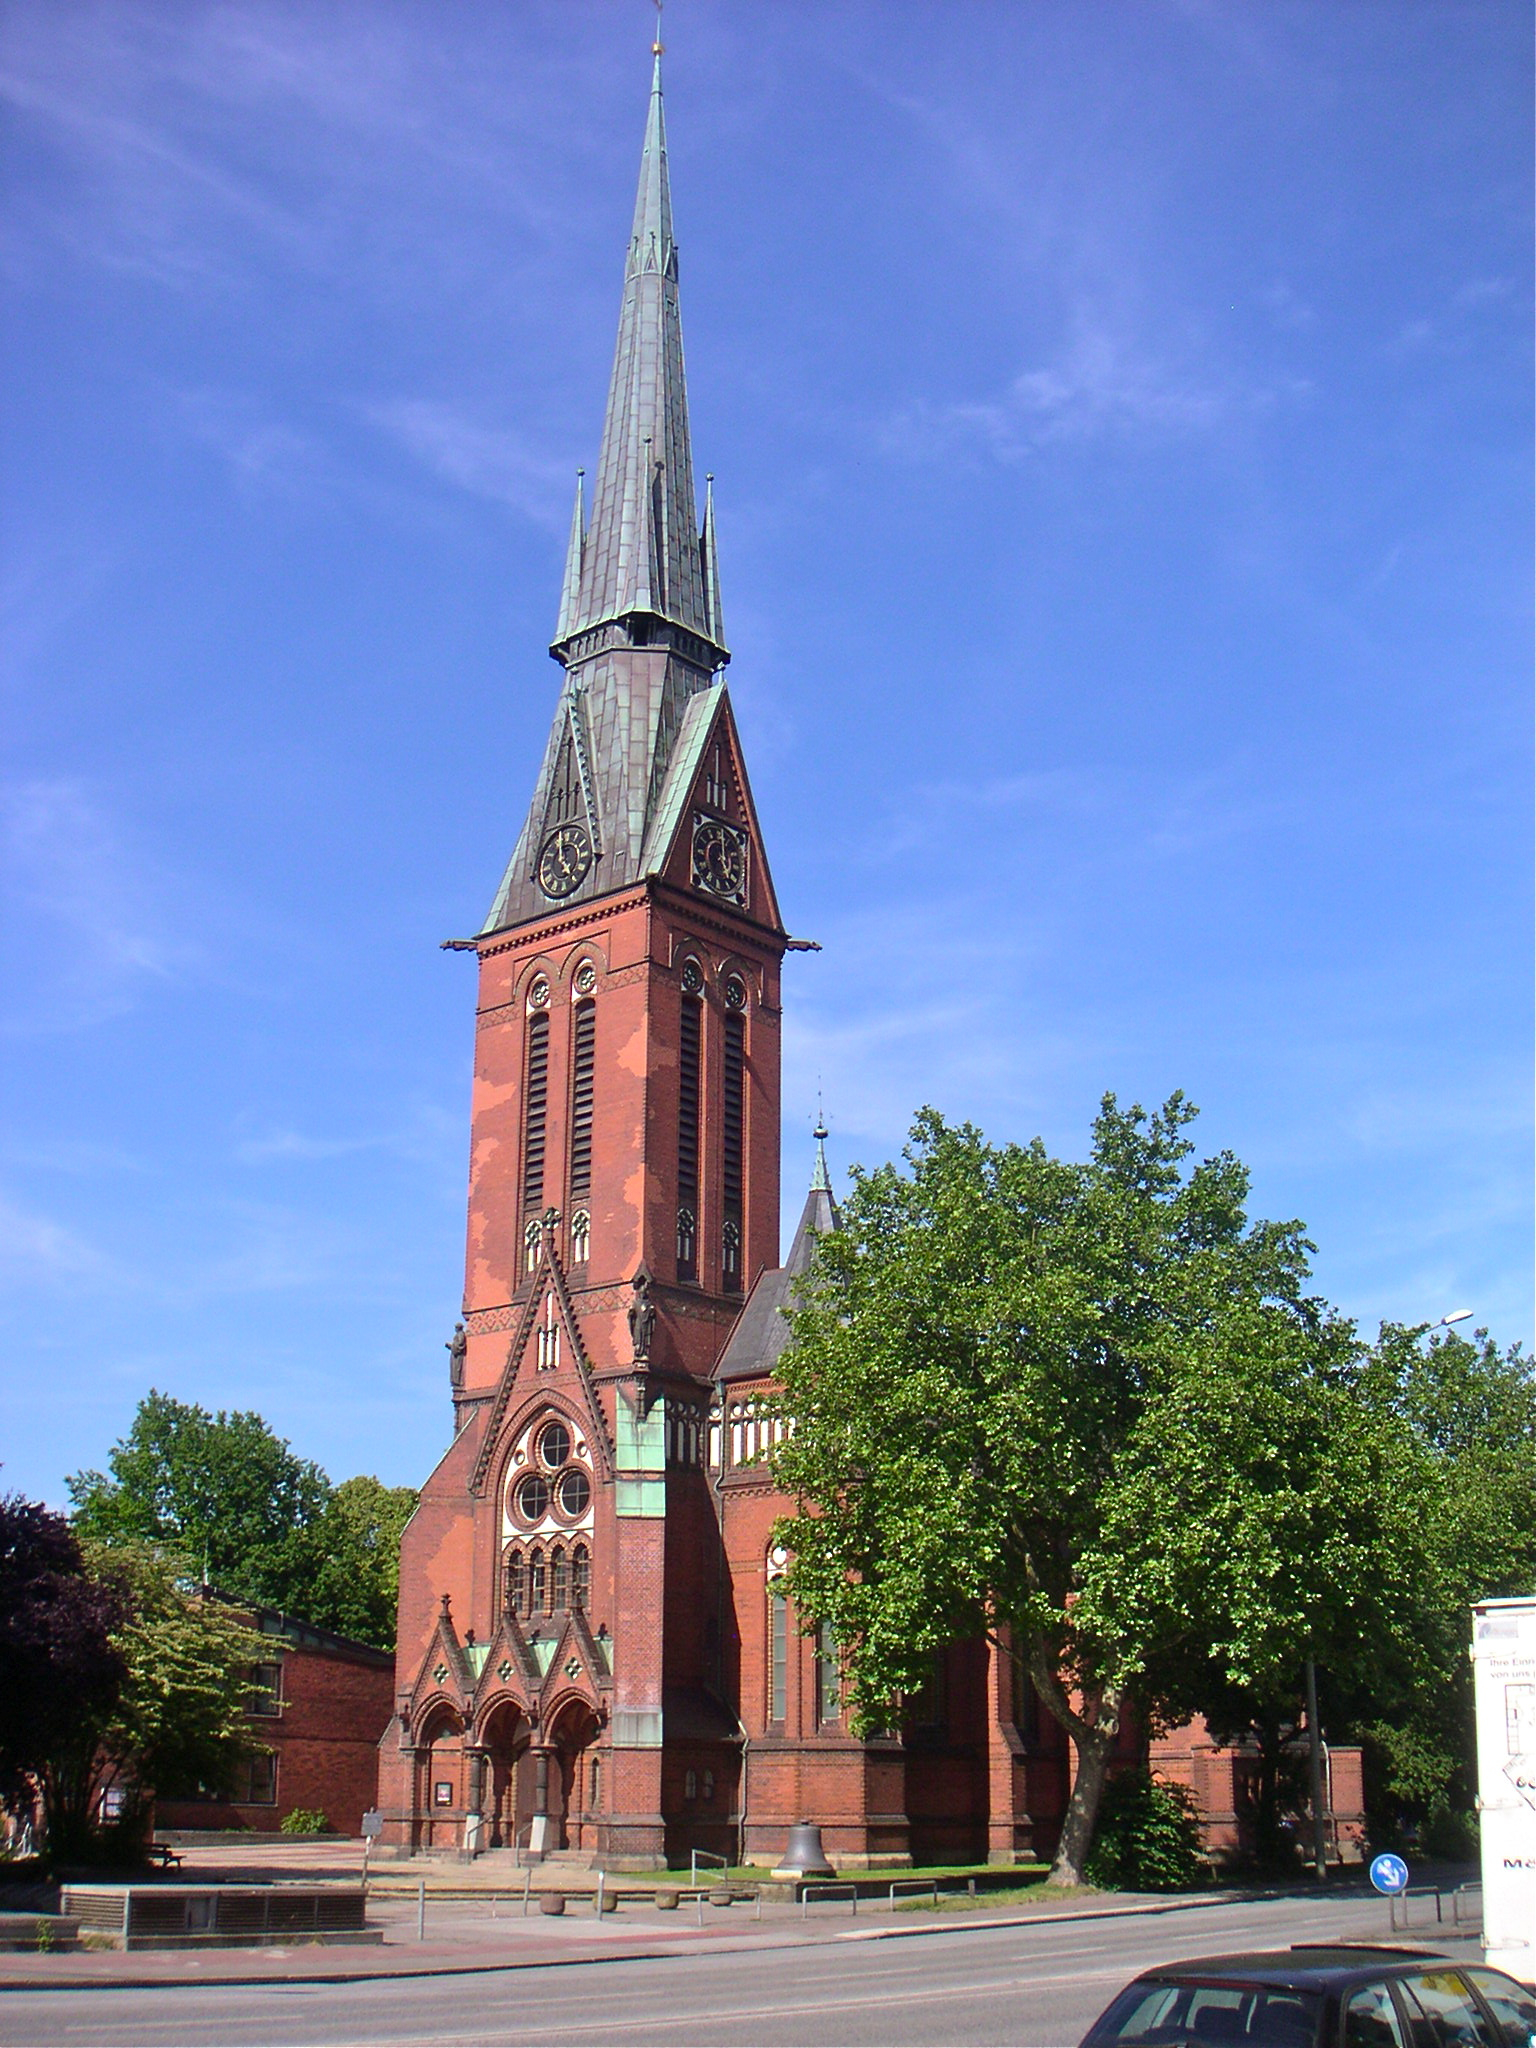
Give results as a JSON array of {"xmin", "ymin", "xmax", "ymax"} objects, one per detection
[{"xmin": 1079, "ymin": 1947, "xmax": 1536, "ymax": 2048}]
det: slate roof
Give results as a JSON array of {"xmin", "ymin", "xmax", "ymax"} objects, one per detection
[
  {"xmin": 481, "ymin": 52, "xmax": 735, "ymax": 939},
  {"xmin": 715, "ymin": 1129, "xmax": 840, "ymax": 1386}
]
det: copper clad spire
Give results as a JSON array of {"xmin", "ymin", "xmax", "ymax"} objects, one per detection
[
  {"xmin": 485, "ymin": 50, "xmax": 732, "ymax": 938},
  {"xmin": 557, "ymin": 49, "xmax": 720, "ymax": 653}
]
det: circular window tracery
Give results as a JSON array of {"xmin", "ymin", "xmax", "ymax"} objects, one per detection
[
  {"xmin": 528, "ymin": 976, "xmax": 551, "ymax": 1011},
  {"xmin": 680, "ymin": 959, "xmax": 703, "ymax": 995},
  {"xmin": 516, "ymin": 1473, "xmax": 550, "ymax": 1522},
  {"xmin": 574, "ymin": 961, "xmax": 597, "ymax": 996},
  {"xmin": 723, "ymin": 974, "xmax": 747, "ymax": 1011},
  {"xmin": 539, "ymin": 1421, "xmax": 571, "ymax": 1470},
  {"xmin": 558, "ymin": 1468, "xmax": 591, "ymax": 1519}
]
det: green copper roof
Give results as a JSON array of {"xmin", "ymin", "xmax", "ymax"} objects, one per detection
[
  {"xmin": 483, "ymin": 50, "xmax": 737, "ymax": 938},
  {"xmin": 558, "ymin": 50, "xmax": 718, "ymax": 649}
]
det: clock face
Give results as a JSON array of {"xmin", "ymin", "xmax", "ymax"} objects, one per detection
[
  {"xmin": 691, "ymin": 815, "xmax": 748, "ymax": 903},
  {"xmin": 537, "ymin": 823, "xmax": 592, "ymax": 899}
]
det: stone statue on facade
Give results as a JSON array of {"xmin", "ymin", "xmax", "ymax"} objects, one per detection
[
  {"xmin": 627, "ymin": 1272, "xmax": 656, "ymax": 1362},
  {"xmin": 446, "ymin": 1320, "xmax": 467, "ymax": 1391}
]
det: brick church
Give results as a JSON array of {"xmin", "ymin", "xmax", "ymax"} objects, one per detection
[{"xmin": 377, "ymin": 50, "xmax": 1365, "ymax": 1871}]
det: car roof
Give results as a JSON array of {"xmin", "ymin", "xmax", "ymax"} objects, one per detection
[{"xmin": 1134, "ymin": 1947, "xmax": 1451, "ymax": 1992}]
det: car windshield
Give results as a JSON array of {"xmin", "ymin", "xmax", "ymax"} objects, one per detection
[{"xmin": 1087, "ymin": 1980, "xmax": 1323, "ymax": 2048}]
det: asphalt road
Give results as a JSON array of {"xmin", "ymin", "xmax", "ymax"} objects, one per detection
[{"xmin": 4, "ymin": 1891, "xmax": 1464, "ymax": 2048}]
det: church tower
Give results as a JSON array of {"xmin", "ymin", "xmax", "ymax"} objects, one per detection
[{"xmin": 381, "ymin": 48, "xmax": 786, "ymax": 1866}]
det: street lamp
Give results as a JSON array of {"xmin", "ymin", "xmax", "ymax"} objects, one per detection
[{"xmin": 1435, "ymin": 1310, "xmax": 1473, "ymax": 1329}]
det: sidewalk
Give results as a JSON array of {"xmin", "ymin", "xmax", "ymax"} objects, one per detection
[{"xmin": 0, "ymin": 1885, "xmax": 1432, "ymax": 1994}]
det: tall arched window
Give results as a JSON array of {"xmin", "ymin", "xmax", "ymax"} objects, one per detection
[
  {"xmin": 522, "ymin": 1010, "xmax": 550, "ymax": 1236},
  {"xmin": 551, "ymin": 1546, "xmax": 569, "ymax": 1611},
  {"xmin": 529, "ymin": 1546, "xmax": 546, "ymax": 1615},
  {"xmin": 571, "ymin": 1544, "xmax": 590, "ymax": 1612},
  {"xmin": 769, "ymin": 1586, "xmax": 788, "ymax": 1725},
  {"xmin": 815, "ymin": 1620, "xmax": 841, "ymax": 1728},
  {"xmin": 504, "ymin": 1548, "xmax": 526, "ymax": 1619},
  {"xmin": 677, "ymin": 986, "xmax": 701, "ymax": 1281},
  {"xmin": 568, "ymin": 999, "xmax": 595, "ymax": 1212},
  {"xmin": 721, "ymin": 1010, "xmax": 744, "ymax": 1291}
]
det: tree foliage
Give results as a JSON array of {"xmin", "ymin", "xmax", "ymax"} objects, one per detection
[
  {"xmin": 67, "ymin": 1392, "xmax": 417, "ymax": 1649},
  {"xmin": 0, "ymin": 1498, "xmax": 124, "ymax": 1835},
  {"xmin": 770, "ymin": 1096, "xmax": 1395, "ymax": 1884},
  {"xmin": 1349, "ymin": 1324, "xmax": 1536, "ymax": 1839},
  {"xmin": 0, "ymin": 1499, "xmax": 264, "ymax": 1863},
  {"xmin": 304, "ymin": 1476, "xmax": 419, "ymax": 1650}
]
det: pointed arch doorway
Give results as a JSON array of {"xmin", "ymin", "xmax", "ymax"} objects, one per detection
[
  {"xmin": 546, "ymin": 1699, "xmax": 603, "ymax": 1854},
  {"xmin": 480, "ymin": 1701, "xmax": 533, "ymax": 1852}
]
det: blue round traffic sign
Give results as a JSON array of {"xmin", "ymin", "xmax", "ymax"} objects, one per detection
[{"xmin": 1369, "ymin": 1853, "xmax": 1410, "ymax": 1896}]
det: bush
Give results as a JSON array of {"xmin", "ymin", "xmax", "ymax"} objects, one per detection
[
  {"xmin": 1085, "ymin": 1769, "xmax": 1209, "ymax": 1892},
  {"xmin": 1421, "ymin": 1808, "xmax": 1479, "ymax": 1861},
  {"xmin": 279, "ymin": 1809, "xmax": 329, "ymax": 1835}
]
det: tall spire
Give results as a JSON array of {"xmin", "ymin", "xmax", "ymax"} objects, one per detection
[
  {"xmin": 555, "ymin": 45, "xmax": 722, "ymax": 654},
  {"xmin": 485, "ymin": 46, "xmax": 750, "ymax": 938}
]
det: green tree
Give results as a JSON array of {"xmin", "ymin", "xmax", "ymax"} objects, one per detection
[
  {"xmin": 77, "ymin": 1542, "xmax": 266, "ymax": 1850},
  {"xmin": 68, "ymin": 1392, "xmax": 330, "ymax": 1614},
  {"xmin": 770, "ymin": 1096, "xmax": 1392, "ymax": 1886},
  {"xmin": 0, "ymin": 1498, "xmax": 125, "ymax": 1850},
  {"xmin": 305, "ymin": 1476, "xmax": 418, "ymax": 1650},
  {"xmin": 1349, "ymin": 1324, "xmax": 1536, "ymax": 1841}
]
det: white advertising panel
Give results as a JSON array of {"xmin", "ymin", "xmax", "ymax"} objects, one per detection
[{"xmin": 1473, "ymin": 1596, "xmax": 1536, "ymax": 1976}]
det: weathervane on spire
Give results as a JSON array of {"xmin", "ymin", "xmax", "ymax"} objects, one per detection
[{"xmin": 653, "ymin": 0, "xmax": 664, "ymax": 57}]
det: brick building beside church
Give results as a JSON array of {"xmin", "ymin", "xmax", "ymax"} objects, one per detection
[{"xmin": 377, "ymin": 50, "xmax": 1365, "ymax": 1870}]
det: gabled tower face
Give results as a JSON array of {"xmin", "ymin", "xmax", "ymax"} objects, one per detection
[{"xmin": 383, "ymin": 50, "xmax": 784, "ymax": 1870}]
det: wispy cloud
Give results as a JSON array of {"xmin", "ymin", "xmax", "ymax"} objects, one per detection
[
  {"xmin": 0, "ymin": 779, "xmax": 198, "ymax": 1034},
  {"xmin": 366, "ymin": 399, "xmax": 571, "ymax": 529},
  {"xmin": 0, "ymin": 1190, "xmax": 118, "ymax": 1284},
  {"xmin": 882, "ymin": 317, "xmax": 1281, "ymax": 464}
]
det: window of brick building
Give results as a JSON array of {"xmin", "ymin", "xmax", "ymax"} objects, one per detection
[
  {"xmin": 568, "ymin": 999, "xmax": 595, "ymax": 1215},
  {"xmin": 721, "ymin": 1012, "xmax": 744, "ymax": 1291},
  {"xmin": 815, "ymin": 1623, "xmax": 840, "ymax": 1728},
  {"xmin": 247, "ymin": 1661, "xmax": 283, "ymax": 1718},
  {"xmin": 769, "ymin": 1587, "xmax": 787, "ymax": 1725},
  {"xmin": 522, "ymin": 1010, "xmax": 549, "ymax": 1240},
  {"xmin": 245, "ymin": 1751, "xmax": 278, "ymax": 1804},
  {"xmin": 677, "ymin": 989, "xmax": 701, "ymax": 1280}
]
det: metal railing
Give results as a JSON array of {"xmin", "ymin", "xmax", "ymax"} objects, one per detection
[
  {"xmin": 801, "ymin": 1881, "xmax": 858, "ymax": 1919},
  {"xmin": 888, "ymin": 1879, "xmax": 941, "ymax": 1910},
  {"xmin": 690, "ymin": 1849, "xmax": 728, "ymax": 1888},
  {"xmin": 1389, "ymin": 1882, "xmax": 1481, "ymax": 1933}
]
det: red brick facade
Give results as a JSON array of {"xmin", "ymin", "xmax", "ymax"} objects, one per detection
[{"xmin": 156, "ymin": 1611, "xmax": 394, "ymax": 1838}]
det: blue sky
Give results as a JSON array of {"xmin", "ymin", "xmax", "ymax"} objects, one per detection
[{"xmin": 3, "ymin": 1, "xmax": 1530, "ymax": 1508}]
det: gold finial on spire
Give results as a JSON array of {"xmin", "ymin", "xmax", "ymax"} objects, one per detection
[{"xmin": 652, "ymin": 0, "xmax": 664, "ymax": 57}]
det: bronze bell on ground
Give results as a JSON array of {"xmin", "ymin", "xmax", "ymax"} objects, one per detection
[{"xmin": 775, "ymin": 1820, "xmax": 835, "ymax": 1877}]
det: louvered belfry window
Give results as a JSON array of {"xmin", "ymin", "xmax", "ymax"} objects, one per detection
[
  {"xmin": 677, "ymin": 994, "xmax": 701, "ymax": 1281},
  {"xmin": 568, "ymin": 1000, "xmax": 595, "ymax": 1206},
  {"xmin": 523, "ymin": 1011, "xmax": 549, "ymax": 1233},
  {"xmin": 722, "ymin": 1012, "xmax": 745, "ymax": 1291}
]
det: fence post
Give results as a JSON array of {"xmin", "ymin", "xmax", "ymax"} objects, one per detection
[{"xmin": 417, "ymin": 1877, "xmax": 426, "ymax": 1943}]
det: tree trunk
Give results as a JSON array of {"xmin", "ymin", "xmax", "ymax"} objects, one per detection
[
  {"xmin": 1021, "ymin": 1641, "xmax": 1123, "ymax": 1888},
  {"xmin": 1050, "ymin": 1723, "xmax": 1114, "ymax": 1887}
]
